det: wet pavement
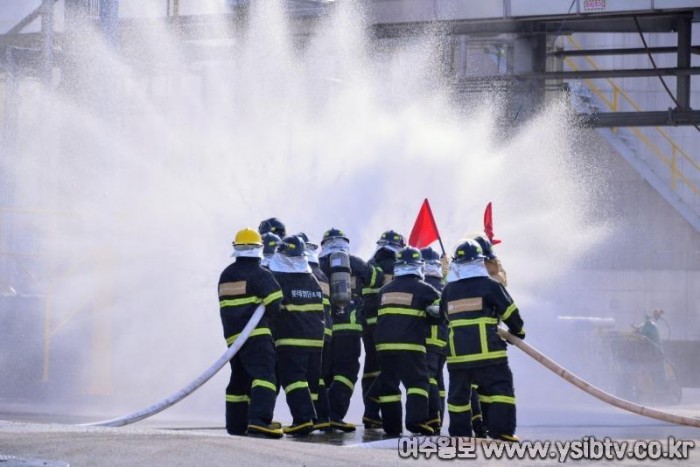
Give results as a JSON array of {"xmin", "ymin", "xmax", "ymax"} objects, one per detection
[{"xmin": 1, "ymin": 397, "xmax": 699, "ymax": 465}]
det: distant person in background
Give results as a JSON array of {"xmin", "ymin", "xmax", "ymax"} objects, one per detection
[
  {"xmin": 442, "ymin": 239, "xmax": 525, "ymax": 441},
  {"xmin": 218, "ymin": 228, "xmax": 283, "ymax": 438},
  {"xmin": 269, "ymin": 235, "xmax": 325, "ymax": 437}
]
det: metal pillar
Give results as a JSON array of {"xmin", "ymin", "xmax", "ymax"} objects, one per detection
[
  {"xmin": 512, "ymin": 33, "xmax": 547, "ymax": 121},
  {"xmin": 676, "ymin": 15, "xmax": 691, "ymax": 110},
  {"xmin": 2, "ymin": 48, "xmax": 19, "ymax": 153},
  {"xmin": 99, "ymin": 0, "xmax": 120, "ymax": 47},
  {"xmin": 40, "ymin": 0, "xmax": 55, "ymax": 86}
]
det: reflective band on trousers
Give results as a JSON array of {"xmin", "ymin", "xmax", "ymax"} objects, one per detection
[
  {"xmin": 479, "ymin": 394, "xmax": 516, "ymax": 405},
  {"xmin": 285, "ymin": 381, "xmax": 309, "ymax": 394},
  {"xmin": 365, "ymin": 317, "xmax": 377, "ymax": 325},
  {"xmin": 379, "ymin": 394, "xmax": 402, "ymax": 403},
  {"xmin": 447, "ymin": 350, "xmax": 507, "ymax": 363},
  {"xmin": 251, "ymin": 379, "xmax": 276, "ymax": 392},
  {"xmin": 226, "ymin": 394, "xmax": 250, "ymax": 403},
  {"xmin": 311, "ymin": 393, "xmax": 319, "ymax": 401},
  {"xmin": 407, "ymin": 387, "xmax": 428, "ymax": 398},
  {"xmin": 324, "ymin": 328, "xmax": 333, "ymax": 336},
  {"xmin": 333, "ymin": 375, "xmax": 354, "ymax": 391},
  {"xmin": 378, "ymin": 307, "xmax": 426, "ymax": 318},
  {"xmin": 362, "ymin": 288, "xmax": 379, "ymax": 295},
  {"xmin": 275, "ymin": 338, "xmax": 324, "ymax": 348},
  {"xmin": 376, "ymin": 343, "xmax": 425, "ymax": 353},
  {"xmin": 363, "ymin": 371, "xmax": 380, "ymax": 379},
  {"xmin": 226, "ymin": 327, "xmax": 272, "ymax": 345},
  {"xmin": 448, "ymin": 403, "xmax": 472, "ymax": 413},
  {"xmin": 429, "ymin": 378, "xmax": 438, "ymax": 385}
]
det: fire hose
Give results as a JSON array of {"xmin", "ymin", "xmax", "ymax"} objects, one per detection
[
  {"xmin": 497, "ymin": 328, "xmax": 700, "ymax": 428},
  {"xmin": 82, "ymin": 304, "xmax": 265, "ymax": 427},
  {"xmin": 78, "ymin": 305, "xmax": 698, "ymax": 429}
]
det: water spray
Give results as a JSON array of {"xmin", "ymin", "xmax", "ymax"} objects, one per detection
[{"xmin": 81, "ymin": 304, "xmax": 265, "ymax": 427}]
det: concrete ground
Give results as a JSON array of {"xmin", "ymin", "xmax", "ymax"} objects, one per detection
[
  {"xmin": 2, "ymin": 389, "xmax": 699, "ymax": 466},
  {"xmin": 2, "ymin": 418, "xmax": 699, "ymax": 466}
]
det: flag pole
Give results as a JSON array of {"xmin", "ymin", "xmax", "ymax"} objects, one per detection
[{"xmin": 424, "ymin": 199, "xmax": 447, "ymax": 257}]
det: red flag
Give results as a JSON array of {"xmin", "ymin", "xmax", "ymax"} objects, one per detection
[
  {"xmin": 483, "ymin": 202, "xmax": 502, "ymax": 245},
  {"xmin": 409, "ymin": 199, "xmax": 441, "ymax": 249}
]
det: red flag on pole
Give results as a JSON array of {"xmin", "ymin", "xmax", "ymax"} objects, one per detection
[
  {"xmin": 409, "ymin": 199, "xmax": 444, "ymax": 253},
  {"xmin": 483, "ymin": 202, "xmax": 502, "ymax": 245}
]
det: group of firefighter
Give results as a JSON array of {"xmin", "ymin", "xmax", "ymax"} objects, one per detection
[{"xmin": 218, "ymin": 217, "xmax": 526, "ymax": 441}]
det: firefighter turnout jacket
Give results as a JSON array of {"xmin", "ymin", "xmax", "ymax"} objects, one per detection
[
  {"xmin": 424, "ymin": 275, "xmax": 448, "ymax": 354},
  {"xmin": 440, "ymin": 276, "xmax": 524, "ymax": 368},
  {"xmin": 362, "ymin": 248, "xmax": 395, "ymax": 327},
  {"xmin": 271, "ymin": 271, "xmax": 325, "ymax": 350},
  {"xmin": 218, "ymin": 257, "xmax": 283, "ymax": 345},
  {"xmin": 375, "ymin": 275, "xmax": 441, "ymax": 353}
]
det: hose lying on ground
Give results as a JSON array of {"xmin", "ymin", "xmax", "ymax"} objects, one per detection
[
  {"xmin": 497, "ymin": 327, "xmax": 700, "ymax": 428},
  {"xmin": 82, "ymin": 304, "xmax": 266, "ymax": 427}
]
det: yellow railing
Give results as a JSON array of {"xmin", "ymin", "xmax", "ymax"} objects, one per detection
[{"xmin": 564, "ymin": 36, "xmax": 700, "ymax": 198}]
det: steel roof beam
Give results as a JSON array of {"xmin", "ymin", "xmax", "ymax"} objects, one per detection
[
  {"xmin": 454, "ymin": 67, "xmax": 700, "ymax": 82},
  {"xmin": 550, "ymin": 46, "xmax": 700, "ymax": 57},
  {"xmin": 578, "ymin": 109, "xmax": 700, "ymax": 127}
]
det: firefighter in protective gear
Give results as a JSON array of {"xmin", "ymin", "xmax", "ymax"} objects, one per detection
[
  {"xmin": 375, "ymin": 246, "xmax": 441, "ymax": 436},
  {"xmin": 420, "ymin": 246, "xmax": 449, "ymax": 432},
  {"xmin": 471, "ymin": 234, "xmax": 507, "ymax": 436},
  {"xmin": 441, "ymin": 239, "xmax": 525, "ymax": 441},
  {"xmin": 258, "ymin": 217, "xmax": 287, "ymax": 239},
  {"xmin": 261, "ymin": 232, "xmax": 281, "ymax": 269},
  {"xmin": 318, "ymin": 228, "xmax": 382, "ymax": 432},
  {"xmin": 360, "ymin": 230, "xmax": 405, "ymax": 429},
  {"xmin": 473, "ymin": 234, "xmax": 507, "ymax": 287},
  {"xmin": 297, "ymin": 232, "xmax": 333, "ymax": 432},
  {"xmin": 219, "ymin": 228, "xmax": 284, "ymax": 438},
  {"xmin": 269, "ymin": 235, "xmax": 325, "ymax": 437}
]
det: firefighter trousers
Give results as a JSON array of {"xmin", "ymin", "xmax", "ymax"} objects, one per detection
[
  {"xmin": 361, "ymin": 324, "xmax": 382, "ymax": 422},
  {"xmin": 225, "ymin": 336, "xmax": 278, "ymax": 435},
  {"xmin": 327, "ymin": 332, "xmax": 361, "ymax": 421},
  {"xmin": 426, "ymin": 350, "xmax": 446, "ymax": 426},
  {"xmin": 315, "ymin": 336, "xmax": 333, "ymax": 424},
  {"xmin": 277, "ymin": 348, "xmax": 322, "ymax": 425},
  {"xmin": 377, "ymin": 351, "xmax": 430, "ymax": 435},
  {"xmin": 447, "ymin": 361, "xmax": 516, "ymax": 439}
]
